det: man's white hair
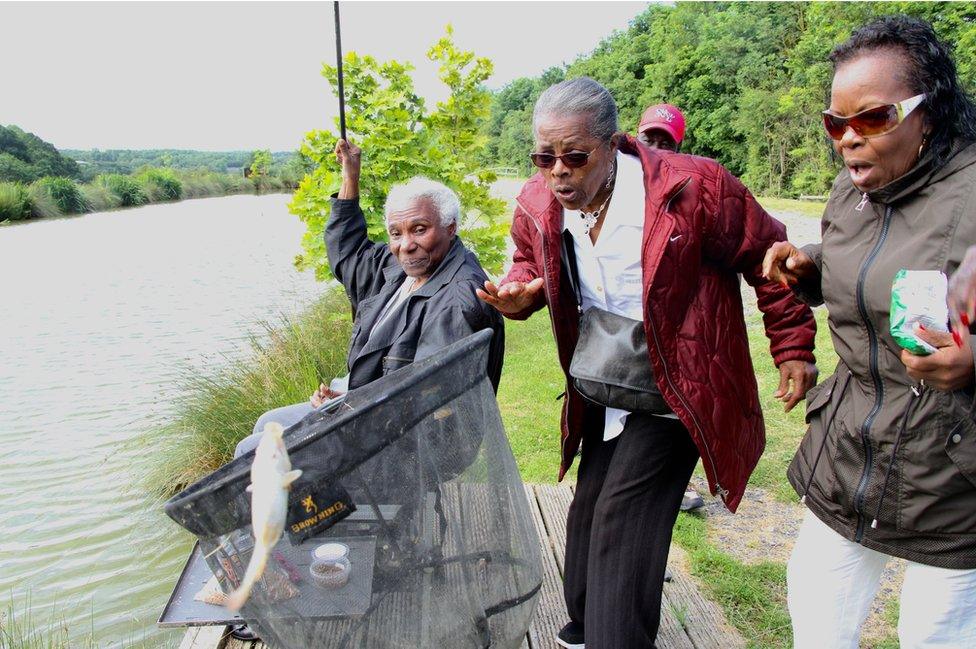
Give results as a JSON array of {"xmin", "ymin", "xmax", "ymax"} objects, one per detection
[{"xmin": 384, "ymin": 176, "xmax": 460, "ymax": 227}]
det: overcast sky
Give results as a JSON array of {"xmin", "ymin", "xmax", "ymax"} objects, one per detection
[{"xmin": 1, "ymin": 1, "xmax": 650, "ymax": 151}]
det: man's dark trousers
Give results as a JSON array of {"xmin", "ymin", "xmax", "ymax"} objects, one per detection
[{"xmin": 564, "ymin": 410, "xmax": 699, "ymax": 649}]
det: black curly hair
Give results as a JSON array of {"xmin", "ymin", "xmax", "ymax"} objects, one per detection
[{"xmin": 830, "ymin": 14, "xmax": 976, "ymax": 166}]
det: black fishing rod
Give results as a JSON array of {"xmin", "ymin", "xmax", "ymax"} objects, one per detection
[{"xmin": 333, "ymin": 0, "xmax": 347, "ymax": 141}]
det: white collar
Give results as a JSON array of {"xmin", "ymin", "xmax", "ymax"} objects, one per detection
[{"xmin": 562, "ymin": 151, "xmax": 645, "ymax": 234}]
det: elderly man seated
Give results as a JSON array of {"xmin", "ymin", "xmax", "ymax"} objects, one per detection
[{"xmin": 235, "ymin": 139, "xmax": 504, "ymax": 457}]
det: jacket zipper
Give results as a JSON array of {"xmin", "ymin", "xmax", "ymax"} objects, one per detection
[
  {"xmin": 516, "ymin": 198, "xmax": 571, "ymax": 461},
  {"xmin": 645, "ymin": 310, "xmax": 727, "ymax": 501},
  {"xmin": 852, "ymin": 202, "xmax": 893, "ymax": 542},
  {"xmin": 651, "ymin": 178, "xmax": 729, "ymax": 501}
]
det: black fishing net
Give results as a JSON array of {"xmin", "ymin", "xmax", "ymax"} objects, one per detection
[{"xmin": 165, "ymin": 330, "xmax": 542, "ymax": 648}]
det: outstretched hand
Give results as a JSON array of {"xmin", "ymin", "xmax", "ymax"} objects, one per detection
[
  {"xmin": 476, "ymin": 278, "xmax": 545, "ymax": 315},
  {"xmin": 762, "ymin": 241, "xmax": 816, "ymax": 288}
]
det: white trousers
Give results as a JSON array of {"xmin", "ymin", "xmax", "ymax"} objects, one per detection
[{"xmin": 787, "ymin": 509, "xmax": 976, "ymax": 649}]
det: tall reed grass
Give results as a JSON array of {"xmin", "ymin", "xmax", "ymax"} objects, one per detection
[
  {"xmin": 144, "ymin": 286, "xmax": 351, "ymax": 497},
  {"xmin": 0, "ymin": 594, "xmax": 165, "ymax": 649},
  {"xmin": 95, "ymin": 174, "xmax": 147, "ymax": 207},
  {"xmin": 134, "ymin": 168, "xmax": 182, "ymax": 202},
  {"xmin": 1, "ymin": 166, "xmax": 292, "ymax": 225},
  {"xmin": 25, "ymin": 185, "xmax": 61, "ymax": 219},
  {"xmin": 32, "ymin": 177, "xmax": 88, "ymax": 214},
  {"xmin": 0, "ymin": 182, "xmax": 31, "ymax": 222}
]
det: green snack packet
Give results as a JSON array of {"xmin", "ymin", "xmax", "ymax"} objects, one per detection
[{"xmin": 890, "ymin": 269, "xmax": 948, "ymax": 356}]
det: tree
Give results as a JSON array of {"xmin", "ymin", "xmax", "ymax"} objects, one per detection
[
  {"xmin": 248, "ymin": 149, "xmax": 273, "ymax": 178},
  {"xmin": 0, "ymin": 124, "xmax": 80, "ymax": 183},
  {"xmin": 484, "ymin": 1, "xmax": 976, "ymax": 198},
  {"xmin": 289, "ymin": 27, "xmax": 508, "ymax": 281}
]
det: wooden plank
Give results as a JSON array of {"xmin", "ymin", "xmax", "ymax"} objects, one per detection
[
  {"xmin": 459, "ymin": 481, "xmax": 539, "ymax": 649},
  {"xmin": 535, "ymin": 484, "xmax": 694, "ymax": 649},
  {"xmin": 523, "ymin": 484, "xmax": 567, "ymax": 649},
  {"xmin": 658, "ymin": 590, "xmax": 696, "ymax": 649},
  {"xmin": 532, "ymin": 484, "xmax": 572, "ymax": 576},
  {"xmin": 664, "ymin": 545, "xmax": 745, "ymax": 649},
  {"xmin": 187, "ymin": 625, "xmax": 230, "ymax": 649},
  {"xmin": 177, "ymin": 627, "xmax": 201, "ymax": 649}
]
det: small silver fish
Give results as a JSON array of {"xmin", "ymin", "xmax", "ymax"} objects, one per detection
[{"xmin": 226, "ymin": 422, "xmax": 302, "ymax": 611}]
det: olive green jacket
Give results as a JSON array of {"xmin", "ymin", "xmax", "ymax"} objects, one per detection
[{"xmin": 788, "ymin": 141, "xmax": 976, "ymax": 568}]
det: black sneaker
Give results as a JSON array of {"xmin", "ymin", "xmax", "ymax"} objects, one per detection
[
  {"xmin": 556, "ymin": 621, "xmax": 585, "ymax": 648},
  {"xmin": 229, "ymin": 624, "xmax": 260, "ymax": 641}
]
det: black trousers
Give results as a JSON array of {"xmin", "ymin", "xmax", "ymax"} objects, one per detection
[{"xmin": 564, "ymin": 410, "xmax": 699, "ymax": 649}]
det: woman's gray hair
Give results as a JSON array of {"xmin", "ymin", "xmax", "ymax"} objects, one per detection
[
  {"xmin": 384, "ymin": 176, "xmax": 460, "ymax": 227},
  {"xmin": 532, "ymin": 77, "xmax": 618, "ymax": 142}
]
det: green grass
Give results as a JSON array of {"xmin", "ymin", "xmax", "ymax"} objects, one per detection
[
  {"xmin": 25, "ymin": 184, "xmax": 62, "ymax": 219},
  {"xmin": 757, "ymin": 196, "xmax": 826, "ymax": 220},
  {"xmin": 143, "ymin": 287, "xmax": 352, "ymax": 497},
  {"xmin": 496, "ymin": 311, "xmax": 567, "ymax": 483},
  {"xmin": 0, "ymin": 596, "xmax": 166, "ymax": 649},
  {"xmin": 32, "ymin": 177, "xmax": 88, "ymax": 214},
  {"xmin": 745, "ymin": 306, "xmax": 837, "ymax": 501},
  {"xmin": 0, "ymin": 182, "xmax": 31, "ymax": 222},
  {"xmin": 673, "ymin": 513, "xmax": 793, "ymax": 649},
  {"xmin": 0, "ymin": 600, "xmax": 94, "ymax": 649},
  {"xmin": 78, "ymin": 183, "xmax": 120, "ymax": 212}
]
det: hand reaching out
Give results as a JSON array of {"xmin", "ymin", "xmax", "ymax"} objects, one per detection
[{"xmin": 476, "ymin": 278, "xmax": 545, "ymax": 315}]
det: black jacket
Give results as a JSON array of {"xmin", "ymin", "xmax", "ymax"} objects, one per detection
[{"xmin": 326, "ymin": 197, "xmax": 504, "ymax": 391}]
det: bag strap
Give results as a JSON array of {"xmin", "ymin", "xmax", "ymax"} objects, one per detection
[{"xmin": 560, "ymin": 230, "xmax": 583, "ymax": 314}]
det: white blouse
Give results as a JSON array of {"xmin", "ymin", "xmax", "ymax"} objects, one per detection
[{"xmin": 563, "ymin": 151, "xmax": 677, "ymax": 441}]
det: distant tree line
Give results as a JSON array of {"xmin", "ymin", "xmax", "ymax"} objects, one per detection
[
  {"xmin": 61, "ymin": 148, "xmax": 306, "ymax": 182},
  {"xmin": 483, "ymin": 2, "xmax": 976, "ymax": 197},
  {"xmin": 0, "ymin": 125, "xmax": 311, "ymax": 223}
]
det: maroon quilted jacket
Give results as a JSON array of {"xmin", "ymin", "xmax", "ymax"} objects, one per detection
[{"xmin": 502, "ymin": 135, "xmax": 816, "ymax": 511}]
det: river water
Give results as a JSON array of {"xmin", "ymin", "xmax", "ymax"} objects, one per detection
[{"xmin": 0, "ymin": 195, "xmax": 324, "ymax": 646}]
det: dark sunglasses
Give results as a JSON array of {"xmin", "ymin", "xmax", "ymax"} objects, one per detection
[
  {"xmin": 822, "ymin": 93, "xmax": 925, "ymax": 140},
  {"xmin": 529, "ymin": 150, "xmax": 593, "ymax": 169}
]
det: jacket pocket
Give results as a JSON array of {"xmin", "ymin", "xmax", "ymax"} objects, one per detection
[
  {"xmin": 792, "ymin": 373, "xmax": 847, "ymax": 506},
  {"xmin": 898, "ymin": 415, "xmax": 976, "ymax": 535},
  {"xmin": 804, "ymin": 373, "xmax": 838, "ymax": 423},
  {"xmin": 381, "ymin": 343, "xmax": 416, "ymax": 374}
]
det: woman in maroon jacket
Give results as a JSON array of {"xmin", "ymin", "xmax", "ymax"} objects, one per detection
[{"xmin": 478, "ymin": 77, "xmax": 817, "ymax": 649}]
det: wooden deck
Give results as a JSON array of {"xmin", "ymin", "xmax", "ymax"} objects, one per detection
[{"xmin": 177, "ymin": 483, "xmax": 743, "ymax": 649}]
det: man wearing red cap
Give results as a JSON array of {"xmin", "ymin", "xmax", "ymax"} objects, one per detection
[{"xmin": 637, "ymin": 103, "xmax": 686, "ymax": 152}]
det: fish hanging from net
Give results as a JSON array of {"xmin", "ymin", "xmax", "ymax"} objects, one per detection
[{"xmin": 165, "ymin": 330, "xmax": 542, "ymax": 648}]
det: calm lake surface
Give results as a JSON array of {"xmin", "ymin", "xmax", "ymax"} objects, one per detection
[{"xmin": 0, "ymin": 195, "xmax": 324, "ymax": 646}]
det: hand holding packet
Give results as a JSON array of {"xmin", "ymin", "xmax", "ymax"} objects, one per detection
[{"xmin": 890, "ymin": 269, "xmax": 949, "ymax": 355}]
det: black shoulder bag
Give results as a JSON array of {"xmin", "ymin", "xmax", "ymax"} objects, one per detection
[{"xmin": 562, "ymin": 231, "xmax": 672, "ymax": 414}]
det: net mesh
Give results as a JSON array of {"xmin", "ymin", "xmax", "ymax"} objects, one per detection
[{"xmin": 165, "ymin": 330, "xmax": 541, "ymax": 648}]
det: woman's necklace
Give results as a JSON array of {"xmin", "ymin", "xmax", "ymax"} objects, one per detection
[{"xmin": 579, "ymin": 159, "xmax": 616, "ymax": 236}]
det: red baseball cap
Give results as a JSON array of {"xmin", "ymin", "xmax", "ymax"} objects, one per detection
[{"xmin": 637, "ymin": 104, "xmax": 686, "ymax": 145}]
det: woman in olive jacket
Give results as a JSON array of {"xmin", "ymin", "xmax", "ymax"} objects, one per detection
[{"xmin": 763, "ymin": 16, "xmax": 976, "ymax": 649}]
